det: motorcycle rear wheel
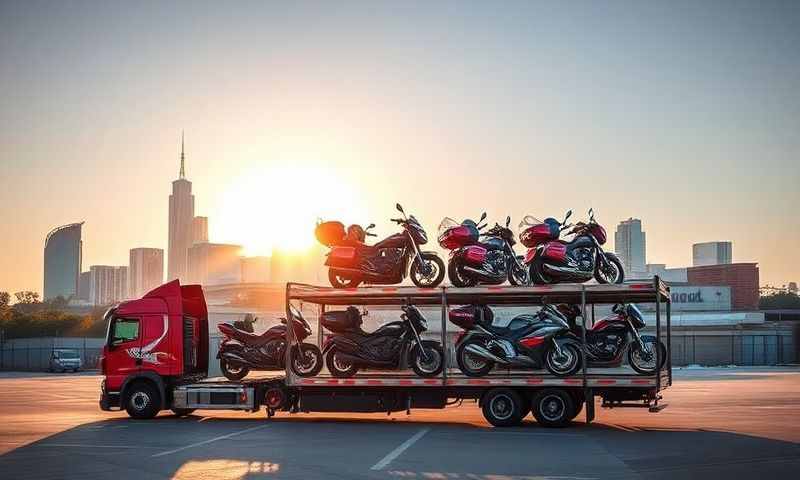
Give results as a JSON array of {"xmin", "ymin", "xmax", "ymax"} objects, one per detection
[
  {"xmin": 325, "ymin": 347, "xmax": 359, "ymax": 378},
  {"xmin": 328, "ymin": 270, "xmax": 362, "ymax": 288},
  {"xmin": 220, "ymin": 358, "xmax": 250, "ymax": 381},
  {"xmin": 447, "ymin": 257, "xmax": 477, "ymax": 288},
  {"xmin": 528, "ymin": 257, "xmax": 555, "ymax": 285},
  {"xmin": 456, "ymin": 338, "xmax": 494, "ymax": 377}
]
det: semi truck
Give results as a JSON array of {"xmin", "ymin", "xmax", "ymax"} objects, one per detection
[{"xmin": 100, "ymin": 279, "xmax": 671, "ymax": 427}]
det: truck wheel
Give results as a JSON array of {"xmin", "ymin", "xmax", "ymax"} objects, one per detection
[
  {"xmin": 325, "ymin": 347, "xmax": 358, "ymax": 378},
  {"xmin": 220, "ymin": 358, "xmax": 250, "ymax": 381},
  {"xmin": 482, "ymin": 388, "xmax": 525, "ymax": 427},
  {"xmin": 531, "ymin": 388, "xmax": 575, "ymax": 428},
  {"xmin": 125, "ymin": 382, "xmax": 160, "ymax": 419},
  {"xmin": 171, "ymin": 408, "xmax": 196, "ymax": 417}
]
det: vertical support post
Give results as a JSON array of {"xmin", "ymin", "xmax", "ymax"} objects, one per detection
[
  {"xmin": 655, "ymin": 276, "xmax": 661, "ymax": 394},
  {"xmin": 318, "ymin": 304, "xmax": 325, "ymax": 350},
  {"xmin": 665, "ymin": 284, "xmax": 672, "ymax": 386},
  {"xmin": 441, "ymin": 286, "xmax": 448, "ymax": 385},
  {"xmin": 580, "ymin": 284, "xmax": 593, "ymax": 423},
  {"xmin": 285, "ymin": 282, "xmax": 294, "ymax": 383}
]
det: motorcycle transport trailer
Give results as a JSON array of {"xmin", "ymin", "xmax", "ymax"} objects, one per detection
[{"xmin": 100, "ymin": 278, "xmax": 671, "ymax": 427}]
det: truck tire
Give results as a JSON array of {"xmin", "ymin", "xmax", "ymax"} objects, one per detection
[
  {"xmin": 531, "ymin": 388, "xmax": 575, "ymax": 428},
  {"xmin": 481, "ymin": 388, "xmax": 525, "ymax": 427},
  {"xmin": 171, "ymin": 408, "xmax": 196, "ymax": 417},
  {"xmin": 125, "ymin": 382, "xmax": 161, "ymax": 419}
]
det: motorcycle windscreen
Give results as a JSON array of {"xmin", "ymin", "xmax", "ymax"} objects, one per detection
[{"xmin": 325, "ymin": 246, "xmax": 357, "ymax": 267}]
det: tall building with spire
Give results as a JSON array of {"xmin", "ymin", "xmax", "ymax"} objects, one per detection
[{"xmin": 168, "ymin": 132, "xmax": 195, "ymax": 282}]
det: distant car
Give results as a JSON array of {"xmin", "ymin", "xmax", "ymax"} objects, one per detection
[{"xmin": 48, "ymin": 349, "xmax": 82, "ymax": 373}]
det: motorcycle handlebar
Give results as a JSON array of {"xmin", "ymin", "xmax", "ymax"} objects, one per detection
[
  {"xmin": 366, "ymin": 232, "xmax": 377, "ymax": 237},
  {"xmin": 390, "ymin": 218, "xmax": 404, "ymax": 223}
]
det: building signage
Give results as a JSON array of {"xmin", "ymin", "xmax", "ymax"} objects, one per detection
[{"xmin": 668, "ymin": 286, "xmax": 731, "ymax": 312}]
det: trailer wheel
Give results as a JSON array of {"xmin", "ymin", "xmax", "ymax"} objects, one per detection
[
  {"xmin": 531, "ymin": 388, "xmax": 574, "ymax": 428},
  {"xmin": 171, "ymin": 408, "xmax": 196, "ymax": 417},
  {"xmin": 482, "ymin": 388, "xmax": 525, "ymax": 427},
  {"xmin": 125, "ymin": 382, "xmax": 160, "ymax": 419}
]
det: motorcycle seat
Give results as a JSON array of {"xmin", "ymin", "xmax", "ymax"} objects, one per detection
[{"xmin": 225, "ymin": 324, "xmax": 286, "ymax": 346}]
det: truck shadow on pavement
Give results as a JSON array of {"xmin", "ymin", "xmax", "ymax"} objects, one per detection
[{"xmin": 1, "ymin": 415, "xmax": 798, "ymax": 480}]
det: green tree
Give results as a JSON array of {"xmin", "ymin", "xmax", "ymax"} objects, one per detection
[
  {"xmin": 14, "ymin": 291, "xmax": 40, "ymax": 304},
  {"xmin": 759, "ymin": 292, "xmax": 800, "ymax": 310}
]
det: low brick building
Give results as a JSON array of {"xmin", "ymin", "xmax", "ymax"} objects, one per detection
[{"xmin": 687, "ymin": 263, "xmax": 759, "ymax": 310}]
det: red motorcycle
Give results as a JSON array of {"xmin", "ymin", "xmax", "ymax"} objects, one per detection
[
  {"xmin": 315, "ymin": 204, "xmax": 445, "ymax": 288},
  {"xmin": 519, "ymin": 209, "xmax": 624, "ymax": 285}
]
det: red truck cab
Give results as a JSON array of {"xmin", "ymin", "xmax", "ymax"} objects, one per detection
[{"xmin": 99, "ymin": 280, "xmax": 209, "ymax": 418}]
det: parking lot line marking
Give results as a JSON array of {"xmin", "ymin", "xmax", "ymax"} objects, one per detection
[
  {"xmin": 151, "ymin": 424, "xmax": 270, "ymax": 458},
  {"xmin": 370, "ymin": 427, "xmax": 430, "ymax": 471}
]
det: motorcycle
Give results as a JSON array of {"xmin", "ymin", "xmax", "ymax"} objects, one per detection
[
  {"xmin": 321, "ymin": 304, "xmax": 445, "ymax": 378},
  {"xmin": 217, "ymin": 304, "xmax": 323, "ymax": 380},
  {"xmin": 450, "ymin": 303, "xmax": 581, "ymax": 377},
  {"xmin": 556, "ymin": 303, "xmax": 667, "ymax": 374},
  {"xmin": 438, "ymin": 213, "xmax": 528, "ymax": 287},
  {"xmin": 315, "ymin": 203, "xmax": 445, "ymax": 289},
  {"xmin": 519, "ymin": 208, "xmax": 625, "ymax": 285}
]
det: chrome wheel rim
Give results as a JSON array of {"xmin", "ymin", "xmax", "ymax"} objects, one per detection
[
  {"xmin": 416, "ymin": 347, "xmax": 441, "ymax": 374},
  {"xmin": 130, "ymin": 391, "xmax": 150, "ymax": 411},
  {"xmin": 632, "ymin": 342, "xmax": 657, "ymax": 371},
  {"xmin": 294, "ymin": 350, "xmax": 318, "ymax": 374},
  {"xmin": 547, "ymin": 347, "xmax": 576, "ymax": 373},
  {"xmin": 225, "ymin": 362, "xmax": 244, "ymax": 375},
  {"xmin": 489, "ymin": 394, "xmax": 514, "ymax": 421},
  {"xmin": 333, "ymin": 353, "xmax": 352, "ymax": 372},
  {"xmin": 414, "ymin": 260, "xmax": 439, "ymax": 285},
  {"xmin": 463, "ymin": 347, "xmax": 488, "ymax": 372},
  {"xmin": 539, "ymin": 394, "xmax": 565, "ymax": 422},
  {"xmin": 599, "ymin": 262, "xmax": 620, "ymax": 283}
]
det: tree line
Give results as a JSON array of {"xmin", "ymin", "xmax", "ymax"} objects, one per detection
[{"xmin": 0, "ymin": 291, "xmax": 109, "ymax": 340}]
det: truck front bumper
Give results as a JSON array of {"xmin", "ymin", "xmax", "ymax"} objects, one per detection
[{"xmin": 99, "ymin": 380, "xmax": 120, "ymax": 411}]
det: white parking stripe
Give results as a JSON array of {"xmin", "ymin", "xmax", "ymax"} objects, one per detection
[
  {"xmin": 151, "ymin": 424, "xmax": 270, "ymax": 458},
  {"xmin": 370, "ymin": 428, "xmax": 430, "ymax": 471}
]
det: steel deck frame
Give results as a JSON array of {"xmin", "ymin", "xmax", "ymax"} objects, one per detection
[{"xmin": 284, "ymin": 277, "xmax": 672, "ymax": 416}]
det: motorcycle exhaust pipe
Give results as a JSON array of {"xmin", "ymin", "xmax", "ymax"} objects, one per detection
[
  {"xmin": 464, "ymin": 344, "xmax": 509, "ymax": 364},
  {"xmin": 462, "ymin": 265, "xmax": 505, "ymax": 281},
  {"xmin": 221, "ymin": 352, "xmax": 249, "ymax": 366}
]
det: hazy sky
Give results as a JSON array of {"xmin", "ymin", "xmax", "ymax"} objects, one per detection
[{"xmin": 1, "ymin": 0, "xmax": 799, "ymax": 294}]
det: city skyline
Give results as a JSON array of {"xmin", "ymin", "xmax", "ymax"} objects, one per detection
[{"xmin": 1, "ymin": 2, "xmax": 798, "ymax": 294}]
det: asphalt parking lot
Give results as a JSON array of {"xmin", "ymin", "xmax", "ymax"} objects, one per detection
[{"xmin": 0, "ymin": 368, "xmax": 798, "ymax": 479}]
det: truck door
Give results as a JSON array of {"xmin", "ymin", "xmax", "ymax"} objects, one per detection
[
  {"xmin": 106, "ymin": 315, "xmax": 142, "ymax": 391},
  {"xmin": 138, "ymin": 314, "xmax": 172, "ymax": 375}
]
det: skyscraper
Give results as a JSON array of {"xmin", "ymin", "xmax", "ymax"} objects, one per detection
[
  {"xmin": 692, "ymin": 241, "xmax": 732, "ymax": 267},
  {"xmin": 187, "ymin": 242, "xmax": 242, "ymax": 285},
  {"xmin": 168, "ymin": 133, "xmax": 195, "ymax": 282},
  {"xmin": 614, "ymin": 218, "xmax": 647, "ymax": 278},
  {"xmin": 43, "ymin": 222, "xmax": 84, "ymax": 300},
  {"xmin": 89, "ymin": 265, "xmax": 128, "ymax": 305},
  {"xmin": 129, "ymin": 248, "xmax": 164, "ymax": 298},
  {"xmin": 192, "ymin": 216, "xmax": 208, "ymax": 244}
]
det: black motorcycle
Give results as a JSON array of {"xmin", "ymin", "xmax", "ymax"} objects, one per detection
[
  {"xmin": 557, "ymin": 303, "xmax": 667, "ymax": 374},
  {"xmin": 315, "ymin": 203, "xmax": 445, "ymax": 288},
  {"xmin": 321, "ymin": 304, "xmax": 445, "ymax": 378},
  {"xmin": 520, "ymin": 209, "xmax": 625, "ymax": 285},
  {"xmin": 450, "ymin": 303, "xmax": 581, "ymax": 377},
  {"xmin": 438, "ymin": 213, "xmax": 528, "ymax": 287},
  {"xmin": 217, "ymin": 305, "xmax": 323, "ymax": 380}
]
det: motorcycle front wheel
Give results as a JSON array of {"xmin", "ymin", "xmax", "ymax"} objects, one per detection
[
  {"xmin": 508, "ymin": 257, "xmax": 529, "ymax": 286},
  {"xmin": 291, "ymin": 343, "xmax": 324, "ymax": 377},
  {"xmin": 628, "ymin": 339, "xmax": 667, "ymax": 374},
  {"xmin": 220, "ymin": 358, "xmax": 250, "ymax": 381},
  {"xmin": 409, "ymin": 342, "xmax": 444, "ymax": 377},
  {"xmin": 594, "ymin": 255, "xmax": 625, "ymax": 284},
  {"xmin": 544, "ymin": 343, "xmax": 581, "ymax": 377},
  {"xmin": 328, "ymin": 269, "xmax": 362, "ymax": 288},
  {"xmin": 410, "ymin": 253, "xmax": 445, "ymax": 288}
]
